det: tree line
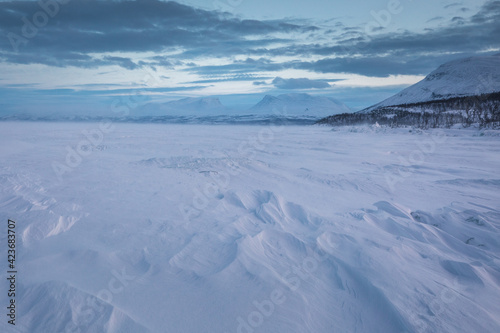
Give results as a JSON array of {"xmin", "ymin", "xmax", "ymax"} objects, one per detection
[{"xmin": 317, "ymin": 92, "xmax": 500, "ymax": 129}]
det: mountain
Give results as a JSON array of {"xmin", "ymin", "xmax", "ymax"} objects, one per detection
[
  {"xmin": 166, "ymin": 97, "xmax": 225, "ymax": 111},
  {"xmin": 361, "ymin": 54, "xmax": 500, "ymax": 113},
  {"xmin": 249, "ymin": 93, "xmax": 351, "ymax": 117},
  {"xmin": 137, "ymin": 97, "xmax": 228, "ymax": 116},
  {"xmin": 0, "ymin": 93, "xmax": 351, "ymax": 124},
  {"xmin": 133, "ymin": 93, "xmax": 351, "ymax": 120},
  {"xmin": 318, "ymin": 54, "xmax": 500, "ymax": 128}
]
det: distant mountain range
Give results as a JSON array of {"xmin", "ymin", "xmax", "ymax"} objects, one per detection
[
  {"xmin": 138, "ymin": 97, "xmax": 228, "ymax": 116},
  {"xmin": 136, "ymin": 93, "xmax": 350, "ymax": 118},
  {"xmin": 318, "ymin": 54, "xmax": 500, "ymax": 128},
  {"xmin": 248, "ymin": 93, "xmax": 350, "ymax": 116},
  {"xmin": 4, "ymin": 54, "xmax": 500, "ymax": 127},
  {"xmin": 0, "ymin": 93, "xmax": 350, "ymax": 124}
]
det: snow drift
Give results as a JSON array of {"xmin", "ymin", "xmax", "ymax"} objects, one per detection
[{"xmin": 1, "ymin": 122, "xmax": 499, "ymax": 332}]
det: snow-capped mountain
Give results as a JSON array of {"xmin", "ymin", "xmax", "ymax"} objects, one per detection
[
  {"xmin": 138, "ymin": 97, "xmax": 227, "ymax": 116},
  {"xmin": 134, "ymin": 93, "xmax": 351, "ymax": 119},
  {"xmin": 361, "ymin": 53, "xmax": 500, "ymax": 113},
  {"xmin": 249, "ymin": 93, "xmax": 351, "ymax": 116},
  {"xmin": 319, "ymin": 54, "xmax": 500, "ymax": 128},
  {"xmin": 166, "ymin": 97, "xmax": 225, "ymax": 110}
]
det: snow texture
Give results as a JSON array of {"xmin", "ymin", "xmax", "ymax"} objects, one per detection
[{"xmin": 0, "ymin": 122, "xmax": 499, "ymax": 333}]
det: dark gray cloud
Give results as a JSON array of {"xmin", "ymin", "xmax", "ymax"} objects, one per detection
[
  {"xmin": 176, "ymin": 0, "xmax": 500, "ymax": 78},
  {"xmin": 182, "ymin": 58, "xmax": 286, "ymax": 75},
  {"xmin": 189, "ymin": 74, "xmax": 272, "ymax": 84},
  {"xmin": 444, "ymin": 2, "xmax": 463, "ymax": 9},
  {"xmin": 0, "ymin": 0, "xmax": 498, "ymax": 79},
  {"xmin": 272, "ymin": 77, "xmax": 330, "ymax": 89},
  {"xmin": 102, "ymin": 56, "xmax": 142, "ymax": 70},
  {"xmin": 0, "ymin": 0, "xmax": 316, "ymax": 68},
  {"xmin": 470, "ymin": 0, "xmax": 500, "ymax": 23},
  {"xmin": 427, "ymin": 16, "xmax": 444, "ymax": 23}
]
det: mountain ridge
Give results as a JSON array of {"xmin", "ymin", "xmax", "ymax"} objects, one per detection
[
  {"xmin": 318, "ymin": 54, "xmax": 500, "ymax": 128},
  {"xmin": 360, "ymin": 53, "xmax": 500, "ymax": 113},
  {"xmin": 134, "ymin": 93, "xmax": 351, "ymax": 118},
  {"xmin": 249, "ymin": 93, "xmax": 351, "ymax": 116}
]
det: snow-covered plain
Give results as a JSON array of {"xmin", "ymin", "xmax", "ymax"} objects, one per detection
[{"xmin": 1, "ymin": 121, "xmax": 500, "ymax": 333}]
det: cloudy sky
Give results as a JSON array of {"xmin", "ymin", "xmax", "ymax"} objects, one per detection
[{"xmin": 0, "ymin": 0, "xmax": 499, "ymax": 114}]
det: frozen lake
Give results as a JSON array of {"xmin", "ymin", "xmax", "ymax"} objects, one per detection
[{"xmin": 1, "ymin": 121, "xmax": 499, "ymax": 332}]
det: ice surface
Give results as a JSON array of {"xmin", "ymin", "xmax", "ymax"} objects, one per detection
[{"xmin": 0, "ymin": 122, "xmax": 499, "ymax": 332}]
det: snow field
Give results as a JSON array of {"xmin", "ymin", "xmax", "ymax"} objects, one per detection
[{"xmin": 0, "ymin": 122, "xmax": 499, "ymax": 332}]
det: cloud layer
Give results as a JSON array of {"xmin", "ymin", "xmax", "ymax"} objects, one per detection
[
  {"xmin": 272, "ymin": 77, "xmax": 331, "ymax": 89},
  {"xmin": 0, "ymin": 0, "xmax": 499, "ymax": 111},
  {"xmin": 0, "ymin": 0, "xmax": 498, "ymax": 76}
]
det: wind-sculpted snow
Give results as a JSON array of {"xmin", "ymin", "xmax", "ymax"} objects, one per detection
[
  {"xmin": 15, "ymin": 281, "xmax": 151, "ymax": 333},
  {"xmin": 0, "ymin": 122, "xmax": 499, "ymax": 332}
]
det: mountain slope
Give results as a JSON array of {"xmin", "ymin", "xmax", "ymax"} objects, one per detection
[
  {"xmin": 318, "ymin": 54, "xmax": 500, "ymax": 128},
  {"xmin": 361, "ymin": 53, "xmax": 500, "ymax": 113},
  {"xmin": 250, "ymin": 93, "xmax": 351, "ymax": 117},
  {"xmin": 134, "ymin": 93, "xmax": 351, "ymax": 119},
  {"xmin": 166, "ymin": 97, "xmax": 225, "ymax": 111}
]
